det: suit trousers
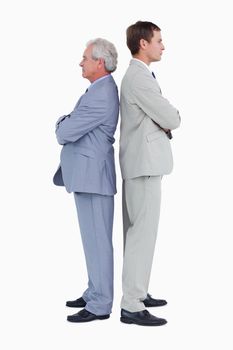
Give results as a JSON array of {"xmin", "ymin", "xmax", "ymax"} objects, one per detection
[
  {"xmin": 73, "ymin": 192, "xmax": 114, "ymax": 315},
  {"xmin": 121, "ymin": 176, "xmax": 161, "ymax": 312}
]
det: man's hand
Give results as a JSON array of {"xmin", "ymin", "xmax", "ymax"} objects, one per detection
[
  {"xmin": 162, "ymin": 128, "xmax": 173, "ymax": 139},
  {"xmin": 55, "ymin": 115, "xmax": 70, "ymax": 129}
]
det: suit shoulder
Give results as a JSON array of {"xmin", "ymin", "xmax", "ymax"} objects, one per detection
[
  {"xmin": 122, "ymin": 65, "xmax": 157, "ymax": 92},
  {"xmin": 93, "ymin": 76, "xmax": 117, "ymax": 92},
  {"xmin": 84, "ymin": 78, "xmax": 118, "ymax": 108}
]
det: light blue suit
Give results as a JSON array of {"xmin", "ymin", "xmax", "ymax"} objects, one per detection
[{"xmin": 53, "ymin": 75, "xmax": 119, "ymax": 315}]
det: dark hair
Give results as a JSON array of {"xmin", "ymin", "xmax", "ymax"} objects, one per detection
[{"xmin": 126, "ymin": 21, "xmax": 161, "ymax": 55}]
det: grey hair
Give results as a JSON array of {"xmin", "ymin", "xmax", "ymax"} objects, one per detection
[{"xmin": 87, "ymin": 38, "xmax": 118, "ymax": 73}]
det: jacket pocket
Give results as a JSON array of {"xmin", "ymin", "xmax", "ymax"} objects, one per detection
[
  {"xmin": 73, "ymin": 147, "xmax": 95, "ymax": 158},
  {"xmin": 146, "ymin": 129, "xmax": 165, "ymax": 143}
]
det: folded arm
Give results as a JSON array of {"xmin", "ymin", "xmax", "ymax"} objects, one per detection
[
  {"xmin": 55, "ymin": 98, "xmax": 107, "ymax": 145},
  {"xmin": 133, "ymin": 77, "xmax": 181, "ymax": 130},
  {"xmin": 55, "ymin": 115, "xmax": 70, "ymax": 129}
]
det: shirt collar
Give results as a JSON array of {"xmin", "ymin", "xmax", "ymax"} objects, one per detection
[
  {"xmin": 88, "ymin": 74, "xmax": 110, "ymax": 90},
  {"xmin": 131, "ymin": 58, "xmax": 152, "ymax": 73}
]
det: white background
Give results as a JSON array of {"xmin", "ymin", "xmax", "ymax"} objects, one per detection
[{"xmin": 1, "ymin": 0, "xmax": 233, "ymax": 349}]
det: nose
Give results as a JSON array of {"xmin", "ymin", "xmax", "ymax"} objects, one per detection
[{"xmin": 79, "ymin": 60, "xmax": 83, "ymax": 67}]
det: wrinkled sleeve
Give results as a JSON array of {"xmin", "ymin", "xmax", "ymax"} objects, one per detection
[
  {"xmin": 133, "ymin": 76, "xmax": 181, "ymax": 130},
  {"xmin": 55, "ymin": 97, "xmax": 107, "ymax": 145}
]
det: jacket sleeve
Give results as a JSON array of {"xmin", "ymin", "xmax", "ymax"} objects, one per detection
[
  {"xmin": 55, "ymin": 115, "xmax": 70, "ymax": 130},
  {"xmin": 55, "ymin": 97, "xmax": 107, "ymax": 145},
  {"xmin": 132, "ymin": 76, "xmax": 181, "ymax": 130}
]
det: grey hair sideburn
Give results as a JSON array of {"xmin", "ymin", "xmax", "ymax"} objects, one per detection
[{"xmin": 87, "ymin": 38, "xmax": 118, "ymax": 73}]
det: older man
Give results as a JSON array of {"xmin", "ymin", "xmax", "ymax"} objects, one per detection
[{"xmin": 53, "ymin": 38, "xmax": 119, "ymax": 323}]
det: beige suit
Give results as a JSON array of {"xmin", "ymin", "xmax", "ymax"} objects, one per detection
[{"xmin": 119, "ymin": 59, "xmax": 180, "ymax": 312}]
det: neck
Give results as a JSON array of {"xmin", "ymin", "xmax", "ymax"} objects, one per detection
[
  {"xmin": 90, "ymin": 72, "xmax": 110, "ymax": 83},
  {"xmin": 133, "ymin": 54, "xmax": 150, "ymax": 66}
]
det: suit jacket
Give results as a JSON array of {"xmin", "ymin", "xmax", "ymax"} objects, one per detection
[
  {"xmin": 119, "ymin": 59, "xmax": 181, "ymax": 179},
  {"xmin": 53, "ymin": 75, "xmax": 119, "ymax": 195}
]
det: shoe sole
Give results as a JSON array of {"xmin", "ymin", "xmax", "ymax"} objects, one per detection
[
  {"xmin": 143, "ymin": 303, "xmax": 167, "ymax": 307},
  {"xmin": 120, "ymin": 317, "xmax": 167, "ymax": 326},
  {"xmin": 66, "ymin": 304, "xmax": 86, "ymax": 308},
  {"xmin": 67, "ymin": 315, "xmax": 110, "ymax": 322}
]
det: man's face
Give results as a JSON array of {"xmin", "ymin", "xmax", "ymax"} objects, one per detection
[
  {"xmin": 144, "ymin": 30, "xmax": 165, "ymax": 62},
  {"xmin": 79, "ymin": 45, "xmax": 100, "ymax": 82}
]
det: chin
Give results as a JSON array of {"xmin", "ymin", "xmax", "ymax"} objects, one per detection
[{"xmin": 153, "ymin": 58, "xmax": 161, "ymax": 62}]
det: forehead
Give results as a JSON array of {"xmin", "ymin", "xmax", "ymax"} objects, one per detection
[
  {"xmin": 151, "ymin": 30, "xmax": 162, "ymax": 40},
  {"xmin": 83, "ymin": 45, "xmax": 93, "ymax": 57}
]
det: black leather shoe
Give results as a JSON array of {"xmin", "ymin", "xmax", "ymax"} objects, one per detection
[
  {"xmin": 67, "ymin": 308, "xmax": 110, "ymax": 323},
  {"xmin": 143, "ymin": 293, "xmax": 167, "ymax": 307},
  {"xmin": 66, "ymin": 297, "xmax": 86, "ymax": 308},
  {"xmin": 120, "ymin": 309, "xmax": 167, "ymax": 326}
]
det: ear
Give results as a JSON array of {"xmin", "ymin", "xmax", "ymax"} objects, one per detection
[
  {"xmin": 139, "ymin": 38, "xmax": 148, "ymax": 50},
  {"xmin": 98, "ymin": 58, "xmax": 105, "ymax": 69}
]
